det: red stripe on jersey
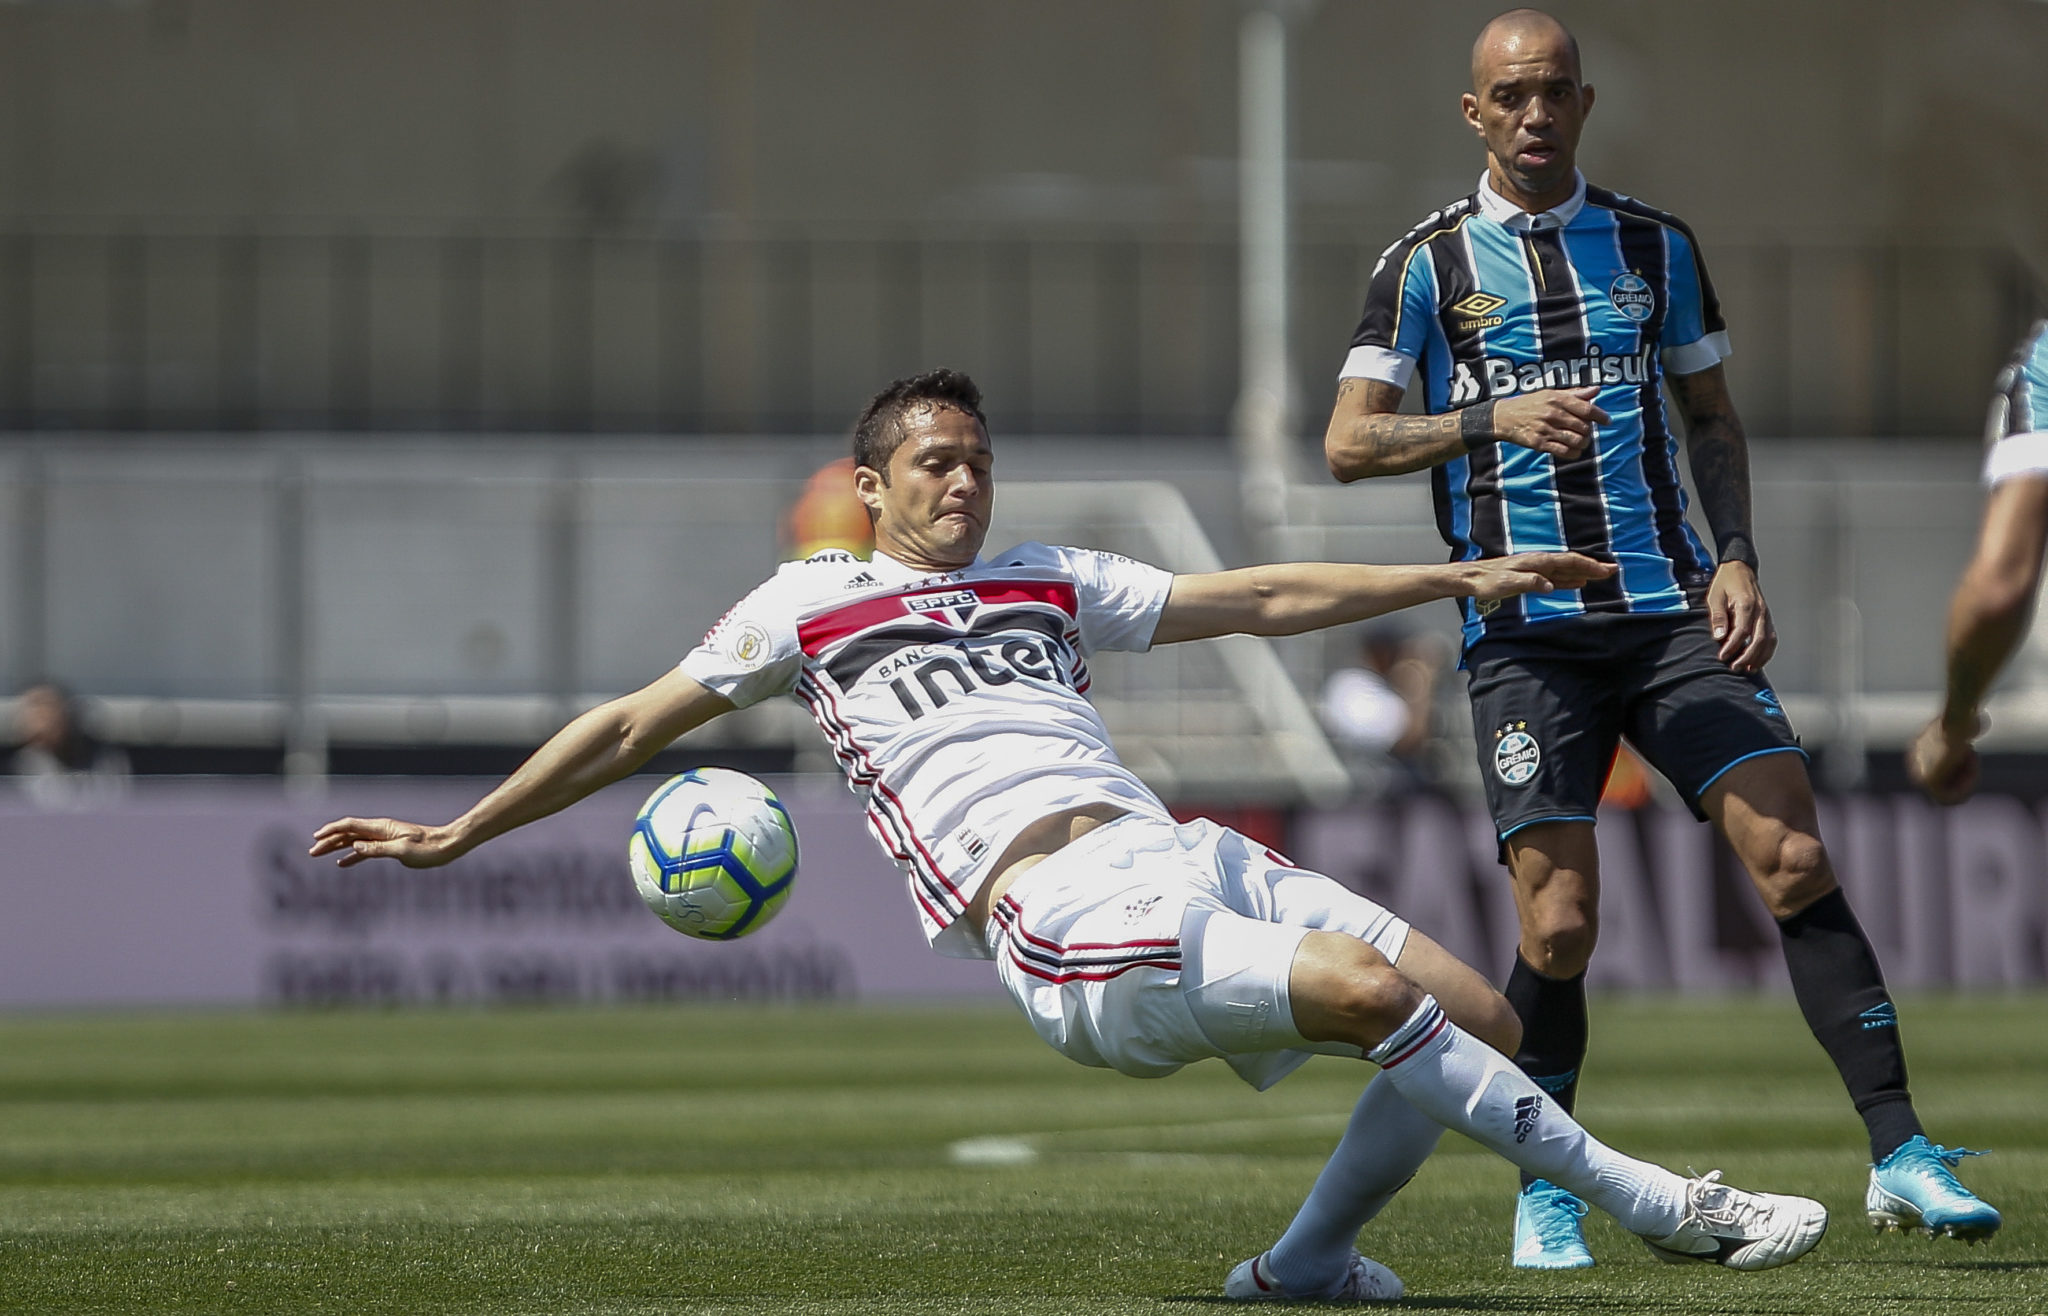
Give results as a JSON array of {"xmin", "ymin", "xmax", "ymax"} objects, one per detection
[
  {"xmin": 1005, "ymin": 950, "xmax": 1182, "ymax": 984},
  {"xmin": 796, "ymin": 671, "xmax": 964, "ymax": 923},
  {"xmin": 796, "ymin": 578, "xmax": 1079, "ymax": 655},
  {"xmin": 994, "ymin": 897, "xmax": 1176, "ymax": 956}
]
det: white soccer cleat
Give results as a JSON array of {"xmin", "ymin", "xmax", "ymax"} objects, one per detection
[
  {"xmin": 1641, "ymin": 1170, "xmax": 1829, "ymax": 1271},
  {"xmin": 1224, "ymin": 1250, "xmax": 1403, "ymax": 1302}
]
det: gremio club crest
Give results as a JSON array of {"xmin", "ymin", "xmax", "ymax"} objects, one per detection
[{"xmin": 1494, "ymin": 722, "xmax": 1541, "ymax": 786}]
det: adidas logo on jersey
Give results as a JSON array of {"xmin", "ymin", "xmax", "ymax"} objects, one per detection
[{"xmin": 843, "ymin": 571, "xmax": 881, "ymax": 590}]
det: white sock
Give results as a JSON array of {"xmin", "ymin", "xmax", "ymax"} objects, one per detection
[
  {"xmin": 1265, "ymin": 1075, "xmax": 1441, "ymax": 1295},
  {"xmin": 1370, "ymin": 996, "xmax": 1686, "ymax": 1237}
]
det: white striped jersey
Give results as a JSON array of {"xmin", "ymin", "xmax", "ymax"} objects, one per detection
[
  {"xmin": 678, "ymin": 544, "xmax": 1179, "ymax": 958},
  {"xmin": 1983, "ymin": 318, "xmax": 2048, "ymax": 486}
]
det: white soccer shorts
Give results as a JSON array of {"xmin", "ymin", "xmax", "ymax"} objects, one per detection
[{"xmin": 983, "ymin": 813, "xmax": 1410, "ymax": 1091}]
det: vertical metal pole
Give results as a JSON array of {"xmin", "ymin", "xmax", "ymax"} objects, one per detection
[
  {"xmin": 1820, "ymin": 476, "xmax": 1866, "ymax": 791},
  {"xmin": 15, "ymin": 442, "xmax": 46, "ymax": 682},
  {"xmin": 277, "ymin": 451, "xmax": 326, "ymax": 788},
  {"xmin": 1234, "ymin": 0, "xmax": 1310, "ymax": 544},
  {"xmin": 544, "ymin": 455, "xmax": 581, "ymax": 726}
]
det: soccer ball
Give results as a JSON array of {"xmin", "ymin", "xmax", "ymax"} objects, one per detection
[{"xmin": 628, "ymin": 768, "xmax": 799, "ymax": 940}]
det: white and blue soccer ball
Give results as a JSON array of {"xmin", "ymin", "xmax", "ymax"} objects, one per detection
[{"xmin": 628, "ymin": 768, "xmax": 799, "ymax": 941}]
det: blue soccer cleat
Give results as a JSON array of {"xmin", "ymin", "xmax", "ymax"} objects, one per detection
[
  {"xmin": 1867, "ymin": 1137, "xmax": 2002, "ymax": 1242},
  {"xmin": 1513, "ymin": 1178, "xmax": 1595, "ymax": 1269}
]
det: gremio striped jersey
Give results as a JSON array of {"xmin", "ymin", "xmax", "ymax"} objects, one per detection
[
  {"xmin": 1982, "ymin": 318, "xmax": 2048, "ymax": 486},
  {"xmin": 679, "ymin": 544, "xmax": 1178, "ymax": 959},
  {"xmin": 1342, "ymin": 171, "xmax": 1728, "ymax": 648}
]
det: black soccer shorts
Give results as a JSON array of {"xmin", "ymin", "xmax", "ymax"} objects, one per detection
[{"xmin": 1464, "ymin": 611, "xmax": 1805, "ymax": 844}]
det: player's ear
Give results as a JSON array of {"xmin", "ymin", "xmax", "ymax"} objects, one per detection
[
  {"xmin": 1579, "ymin": 82, "xmax": 1594, "ymax": 116},
  {"xmin": 853, "ymin": 463, "xmax": 886, "ymax": 516},
  {"xmin": 1460, "ymin": 91, "xmax": 1483, "ymax": 136}
]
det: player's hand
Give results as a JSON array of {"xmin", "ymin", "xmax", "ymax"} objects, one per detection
[
  {"xmin": 1493, "ymin": 388, "xmax": 1609, "ymax": 460},
  {"xmin": 1466, "ymin": 552, "xmax": 1616, "ymax": 601},
  {"xmin": 309, "ymin": 817, "xmax": 463, "ymax": 869},
  {"xmin": 1906, "ymin": 716, "xmax": 1983, "ymax": 806},
  {"xmin": 1707, "ymin": 560, "xmax": 1776, "ymax": 672}
]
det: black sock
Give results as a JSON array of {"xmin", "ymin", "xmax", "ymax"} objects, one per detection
[
  {"xmin": 1776, "ymin": 888, "xmax": 1925, "ymax": 1162},
  {"xmin": 1504, "ymin": 954, "xmax": 1587, "ymax": 1190}
]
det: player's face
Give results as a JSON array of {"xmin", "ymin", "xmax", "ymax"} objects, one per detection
[
  {"xmin": 857, "ymin": 405, "xmax": 994, "ymax": 571},
  {"xmin": 1462, "ymin": 37, "xmax": 1592, "ymax": 206}
]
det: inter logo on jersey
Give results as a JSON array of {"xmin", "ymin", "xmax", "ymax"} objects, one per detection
[{"xmin": 905, "ymin": 588, "xmax": 980, "ymax": 629}]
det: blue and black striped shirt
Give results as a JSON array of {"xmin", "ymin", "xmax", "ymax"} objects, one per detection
[
  {"xmin": 1343, "ymin": 172, "xmax": 1730, "ymax": 648},
  {"xmin": 1983, "ymin": 318, "xmax": 2048, "ymax": 486}
]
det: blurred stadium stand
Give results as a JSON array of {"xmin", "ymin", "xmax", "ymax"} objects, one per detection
[
  {"xmin": 2, "ymin": 0, "xmax": 2045, "ymax": 797},
  {"xmin": 0, "ymin": 227, "xmax": 2030, "ymax": 439}
]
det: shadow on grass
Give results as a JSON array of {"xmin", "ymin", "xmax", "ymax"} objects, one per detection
[
  {"xmin": 1857, "ymin": 1257, "xmax": 2048, "ymax": 1272},
  {"xmin": 1166, "ymin": 1299, "xmax": 1730, "ymax": 1311}
]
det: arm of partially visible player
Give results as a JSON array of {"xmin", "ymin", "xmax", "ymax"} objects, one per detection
[
  {"xmin": 1323, "ymin": 378, "xmax": 1608, "ymax": 481},
  {"xmin": 1670, "ymin": 363, "xmax": 1775, "ymax": 673},
  {"xmin": 309, "ymin": 667, "xmax": 735, "ymax": 869},
  {"xmin": 1149, "ymin": 553, "xmax": 1614, "ymax": 645},
  {"xmin": 1907, "ymin": 474, "xmax": 2048, "ymax": 804}
]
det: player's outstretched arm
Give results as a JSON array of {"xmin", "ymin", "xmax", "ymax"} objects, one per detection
[
  {"xmin": 1908, "ymin": 474, "xmax": 2048, "ymax": 804},
  {"xmin": 1323, "ymin": 378, "xmax": 1606, "ymax": 481},
  {"xmin": 309, "ymin": 668, "xmax": 734, "ymax": 868},
  {"xmin": 1150, "ymin": 553, "xmax": 1614, "ymax": 645}
]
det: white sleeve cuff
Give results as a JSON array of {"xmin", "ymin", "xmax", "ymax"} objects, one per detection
[
  {"xmin": 1985, "ymin": 431, "xmax": 2048, "ymax": 486},
  {"xmin": 1661, "ymin": 330, "xmax": 1732, "ymax": 376},
  {"xmin": 1338, "ymin": 344, "xmax": 1417, "ymax": 389}
]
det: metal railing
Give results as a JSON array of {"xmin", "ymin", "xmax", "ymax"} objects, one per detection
[
  {"xmin": 0, "ymin": 437, "xmax": 1343, "ymax": 800},
  {"xmin": 9, "ymin": 431, "xmax": 2047, "ymax": 796}
]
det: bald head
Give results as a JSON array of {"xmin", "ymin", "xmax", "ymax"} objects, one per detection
[
  {"xmin": 1461, "ymin": 8, "xmax": 1592, "ymax": 212},
  {"xmin": 1471, "ymin": 9, "xmax": 1582, "ymax": 92}
]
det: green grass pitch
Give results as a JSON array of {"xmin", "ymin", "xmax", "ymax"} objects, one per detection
[{"xmin": 0, "ymin": 995, "xmax": 2041, "ymax": 1314}]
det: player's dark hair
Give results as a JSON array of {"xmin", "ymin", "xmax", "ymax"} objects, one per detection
[{"xmin": 851, "ymin": 369, "xmax": 987, "ymax": 483}]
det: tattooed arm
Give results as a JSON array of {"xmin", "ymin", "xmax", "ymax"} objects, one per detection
[
  {"xmin": 1324, "ymin": 378, "xmax": 1609, "ymax": 482},
  {"xmin": 1670, "ymin": 363, "xmax": 1775, "ymax": 672}
]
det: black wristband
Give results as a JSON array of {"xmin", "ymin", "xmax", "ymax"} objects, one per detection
[
  {"xmin": 1459, "ymin": 400, "xmax": 1496, "ymax": 450},
  {"xmin": 1717, "ymin": 533, "xmax": 1759, "ymax": 570}
]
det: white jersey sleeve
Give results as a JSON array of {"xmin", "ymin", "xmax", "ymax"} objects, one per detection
[
  {"xmin": 1040, "ymin": 544, "xmax": 1174, "ymax": 655},
  {"xmin": 678, "ymin": 568, "xmax": 805, "ymax": 709}
]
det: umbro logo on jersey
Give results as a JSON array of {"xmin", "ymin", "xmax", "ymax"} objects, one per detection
[
  {"xmin": 1451, "ymin": 290, "xmax": 1508, "ymax": 332},
  {"xmin": 906, "ymin": 588, "xmax": 979, "ymax": 629}
]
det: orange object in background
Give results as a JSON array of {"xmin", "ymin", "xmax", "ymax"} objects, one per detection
[
  {"xmin": 783, "ymin": 457, "xmax": 874, "ymax": 561},
  {"xmin": 1601, "ymin": 742, "xmax": 1654, "ymax": 808}
]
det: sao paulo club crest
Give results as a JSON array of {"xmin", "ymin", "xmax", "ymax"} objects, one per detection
[
  {"xmin": 905, "ymin": 588, "xmax": 979, "ymax": 629},
  {"xmin": 1494, "ymin": 722, "xmax": 1541, "ymax": 786},
  {"xmin": 1610, "ymin": 270, "xmax": 1655, "ymax": 323}
]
